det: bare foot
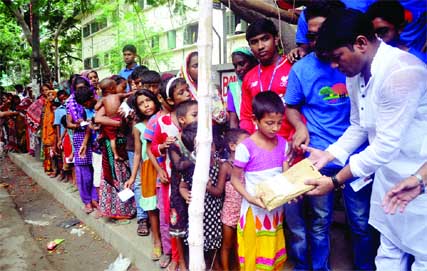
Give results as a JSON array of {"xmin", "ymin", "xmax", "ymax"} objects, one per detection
[
  {"xmin": 166, "ymin": 261, "xmax": 178, "ymax": 271},
  {"xmin": 178, "ymin": 260, "xmax": 188, "ymax": 271},
  {"xmin": 91, "ymin": 200, "xmax": 99, "ymax": 209}
]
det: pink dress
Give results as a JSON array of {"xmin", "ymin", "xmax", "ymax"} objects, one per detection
[{"xmin": 221, "ymin": 161, "xmax": 243, "ymax": 228}]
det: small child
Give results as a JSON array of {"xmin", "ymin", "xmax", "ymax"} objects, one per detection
[
  {"xmin": 180, "ymin": 121, "xmax": 223, "ymax": 270},
  {"xmin": 219, "ymin": 128, "xmax": 250, "ymax": 271},
  {"xmin": 98, "ymin": 77, "xmax": 130, "ymax": 161},
  {"xmin": 231, "ymin": 91, "xmax": 289, "ymax": 271},
  {"xmin": 142, "ymin": 73, "xmax": 175, "ymax": 268},
  {"xmin": 167, "ymin": 100, "xmax": 198, "ymax": 271},
  {"xmin": 150, "ymin": 76, "xmax": 192, "ymax": 270},
  {"xmin": 123, "ymin": 89, "xmax": 162, "ymax": 261}
]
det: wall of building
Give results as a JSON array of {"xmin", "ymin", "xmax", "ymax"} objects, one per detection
[{"xmin": 79, "ymin": 0, "xmax": 256, "ymax": 79}]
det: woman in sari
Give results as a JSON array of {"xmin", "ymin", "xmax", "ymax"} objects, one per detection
[
  {"xmin": 42, "ymin": 89, "xmax": 57, "ymax": 176},
  {"xmin": 95, "ymin": 105, "xmax": 136, "ymax": 220},
  {"xmin": 26, "ymin": 83, "xmax": 49, "ymax": 156},
  {"xmin": 178, "ymin": 51, "xmax": 227, "ymax": 125},
  {"xmin": 4, "ymin": 95, "xmax": 20, "ymax": 152}
]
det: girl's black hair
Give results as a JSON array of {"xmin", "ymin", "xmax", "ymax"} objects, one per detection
[
  {"xmin": 252, "ymin": 91, "xmax": 285, "ymax": 120},
  {"xmin": 132, "ymin": 89, "xmax": 161, "ymax": 121},
  {"xmin": 41, "ymin": 82, "xmax": 53, "ymax": 90},
  {"xmin": 60, "ymin": 115, "xmax": 67, "ymax": 128},
  {"xmin": 224, "ymin": 128, "xmax": 249, "ymax": 152},
  {"xmin": 182, "ymin": 122, "xmax": 222, "ymax": 153},
  {"xmin": 159, "ymin": 77, "xmax": 187, "ymax": 101},
  {"xmin": 88, "ymin": 70, "xmax": 98, "ymax": 78},
  {"xmin": 72, "ymin": 76, "xmax": 90, "ymax": 91}
]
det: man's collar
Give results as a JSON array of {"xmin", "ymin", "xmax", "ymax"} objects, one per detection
[{"xmin": 124, "ymin": 63, "xmax": 137, "ymax": 71}]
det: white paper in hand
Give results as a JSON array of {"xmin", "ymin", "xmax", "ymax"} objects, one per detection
[
  {"xmin": 118, "ymin": 188, "xmax": 134, "ymax": 202},
  {"xmin": 80, "ymin": 121, "xmax": 90, "ymax": 127},
  {"xmin": 119, "ymin": 101, "xmax": 131, "ymax": 118}
]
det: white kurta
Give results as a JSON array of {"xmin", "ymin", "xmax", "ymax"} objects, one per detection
[{"xmin": 326, "ymin": 42, "xmax": 427, "ymax": 258}]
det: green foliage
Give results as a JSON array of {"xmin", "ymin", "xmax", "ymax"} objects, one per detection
[
  {"xmin": 0, "ymin": 0, "xmax": 93, "ymax": 84},
  {"xmin": 0, "ymin": 9, "xmax": 31, "ymax": 86},
  {"xmin": 89, "ymin": 0, "xmax": 185, "ymax": 74}
]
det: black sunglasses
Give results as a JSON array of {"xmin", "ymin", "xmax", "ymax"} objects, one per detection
[{"xmin": 306, "ymin": 31, "xmax": 319, "ymax": 42}]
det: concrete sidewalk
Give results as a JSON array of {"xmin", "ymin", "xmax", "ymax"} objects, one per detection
[
  {"xmin": 9, "ymin": 153, "xmax": 158, "ymax": 270},
  {"xmin": 0, "ymin": 186, "xmax": 55, "ymax": 271}
]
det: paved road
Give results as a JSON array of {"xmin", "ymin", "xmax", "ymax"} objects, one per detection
[
  {"xmin": 0, "ymin": 186, "xmax": 54, "ymax": 271},
  {"xmin": 0, "ymin": 157, "xmax": 122, "ymax": 271}
]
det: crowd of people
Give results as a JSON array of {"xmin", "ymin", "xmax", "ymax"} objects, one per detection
[{"xmin": 0, "ymin": 1, "xmax": 426, "ymax": 270}]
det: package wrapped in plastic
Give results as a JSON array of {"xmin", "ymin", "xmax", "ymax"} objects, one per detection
[{"xmin": 256, "ymin": 159, "xmax": 321, "ymax": 211}]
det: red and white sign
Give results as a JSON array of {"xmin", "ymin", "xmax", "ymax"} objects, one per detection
[{"xmin": 220, "ymin": 71, "xmax": 237, "ymax": 99}]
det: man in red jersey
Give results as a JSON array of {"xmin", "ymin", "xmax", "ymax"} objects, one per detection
[{"xmin": 239, "ymin": 18, "xmax": 294, "ymax": 141}]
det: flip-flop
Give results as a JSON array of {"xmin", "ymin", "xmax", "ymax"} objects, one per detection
[
  {"xmin": 151, "ymin": 246, "xmax": 162, "ymax": 261},
  {"xmin": 113, "ymin": 219, "xmax": 131, "ymax": 225},
  {"xmin": 159, "ymin": 254, "xmax": 171, "ymax": 268}
]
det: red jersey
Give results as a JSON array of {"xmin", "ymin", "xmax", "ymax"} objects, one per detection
[{"xmin": 239, "ymin": 56, "xmax": 295, "ymax": 140}]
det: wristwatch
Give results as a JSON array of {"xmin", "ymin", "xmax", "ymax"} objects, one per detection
[
  {"xmin": 330, "ymin": 175, "xmax": 344, "ymax": 191},
  {"xmin": 411, "ymin": 174, "xmax": 426, "ymax": 194}
]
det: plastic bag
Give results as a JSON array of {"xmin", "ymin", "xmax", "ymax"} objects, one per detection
[{"xmin": 104, "ymin": 254, "xmax": 131, "ymax": 271}]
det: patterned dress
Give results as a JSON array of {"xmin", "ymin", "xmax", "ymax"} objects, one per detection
[
  {"xmin": 185, "ymin": 153, "xmax": 223, "ymax": 251},
  {"xmin": 234, "ymin": 136, "xmax": 288, "ymax": 271},
  {"xmin": 99, "ymin": 137, "xmax": 136, "ymax": 219},
  {"xmin": 221, "ymin": 161, "xmax": 243, "ymax": 228}
]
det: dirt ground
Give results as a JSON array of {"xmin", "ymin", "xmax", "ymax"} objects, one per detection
[
  {"xmin": 0, "ymin": 156, "xmax": 133, "ymax": 271},
  {"xmin": 1, "ymin": 154, "xmax": 355, "ymax": 271}
]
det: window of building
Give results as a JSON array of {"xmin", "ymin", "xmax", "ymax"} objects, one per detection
[
  {"xmin": 92, "ymin": 56, "xmax": 100, "ymax": 68},
  {"xmin": 82, "ymin": 18, "xmax": 108, "ymax": 38},
  {"xmin": 225, "ymin": 11, "xmax": 247, "ymax": 35},
  {"xmin": 184, "ymin": 23, "xmax": 198, "ymax": 45},
  {"xmin": 167, "ymin": 30, "xmax": 176, "ymax": 50},
  {"xmin": 82, "ymin": 25, "xmax": 90, "ymax": 38},
  {"xmin": 103, "ymin": 53, "xmax": 110, "ymax": 66},
  {"xmin": 138, "ymin": 0, "xmax": 155, "ymax": 10},
  {"xmin": 84, "ymin": 58, "xmax": 91, "ymax": 69},
  {"xmin": 150, "ymin": 35, "xmax": 160, "ymax": 52}
]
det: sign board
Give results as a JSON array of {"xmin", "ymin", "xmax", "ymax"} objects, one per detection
[{"xmin": 220, "ymin": 70, "xmax": 237, "ymax": 99}]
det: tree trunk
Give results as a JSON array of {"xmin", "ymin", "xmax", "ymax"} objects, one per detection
[
  {"xmin": 2, "ymin": 0, "xmax": 51, "ymax": 81},
  {"xmin": 54, "ymin": 18, "xmax": 67, "ymax": 82},
  {"xmin": 187, "ymin": 0, "xmax": 213, "ymax": 270},
  {"xmin": 31, "ymin": 0, "xmax": 42, "ymax": 89}
]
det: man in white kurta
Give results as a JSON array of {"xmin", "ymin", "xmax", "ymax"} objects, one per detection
[{"xmin": 301, "ymin": 9, "xmax": 427, "ymax": 270}]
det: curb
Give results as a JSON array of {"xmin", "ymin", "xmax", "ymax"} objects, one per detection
[{"xmin": 9, "ymin": 153, "xmax": 159, "ymax": 270}]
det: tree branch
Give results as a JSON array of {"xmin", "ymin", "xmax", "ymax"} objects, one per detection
[{"xmin": 220, "ymin": 0, "xmax": 299, "ymax": 24}]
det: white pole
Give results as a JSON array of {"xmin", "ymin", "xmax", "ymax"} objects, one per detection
[{"xmin": 187, "ymin": 0, "xmax": 213, "ymax": 270}]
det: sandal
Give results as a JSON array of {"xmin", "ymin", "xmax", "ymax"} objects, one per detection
[
  {"xmin": 159, "ymin": 254, "xmax": 171, "ymax": 268},
  {"xmin": 137, "ymin": 219, "xmax": 150, "ymax": 236},
  {"xmin": 151, "ymin": 246, "xmax": 162, "ymax": 261},
  {"xmin": 113, "ymin": 219, "xmax": 131, "ymax": 225}
]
